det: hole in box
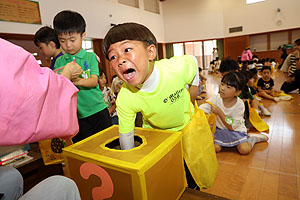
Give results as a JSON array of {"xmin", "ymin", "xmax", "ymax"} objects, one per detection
[{"xmin": 105, "ymin": 136, "xmax": 143, "ymax": 150}]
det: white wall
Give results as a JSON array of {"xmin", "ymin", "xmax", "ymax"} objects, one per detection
[
  {"xmin": 161, "ymin": 0, "xmax": 300, "ymax": 42},
  {"xmin": 161, "ymin": 0, "xmax": 224, "ymax": 43},
  {"xmin": 0, "ymin": 0, "xmax": 165, "ymax": 42},
  {"xmin": 1, "ymin": 0, "xmax": 300, "ymax": 43},
  {"xmin": 222, "ymin": 0, "xmax": 300, "ymax": 37}
]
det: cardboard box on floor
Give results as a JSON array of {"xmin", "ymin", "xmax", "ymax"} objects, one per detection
[{"xmin": 63, "ymin": 125, "xmax": 185, "ymax": 200}]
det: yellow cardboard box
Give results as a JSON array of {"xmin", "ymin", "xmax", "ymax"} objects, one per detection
[{"xmin": 63, "ymin": 125, "xmax": 185, "ymax": 200}]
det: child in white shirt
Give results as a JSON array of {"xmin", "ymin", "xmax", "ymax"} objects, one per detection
[{"xmin": 200, "ymin": 72, "xmax": 268, "ymax": 154}]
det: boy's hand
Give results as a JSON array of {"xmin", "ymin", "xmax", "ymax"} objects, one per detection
[
  {"xmin": 266, "ymin": 90, "xmax": 272, "ymax": 94},
  {"xmin": 61, "ymin": 62, "xmax": 83, "ymax": 80},
  {"xmin": 72, "ymin": 78, "xmax": 83, "ymax": 86}
]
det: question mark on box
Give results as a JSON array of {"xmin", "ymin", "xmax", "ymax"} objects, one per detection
[{"xmin": 80, "ymin": 162, "xmax": 114, "ymax": 200}]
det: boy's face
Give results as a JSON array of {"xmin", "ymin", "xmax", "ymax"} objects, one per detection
[
  {"xmin": 261, "ymin": 69, "xmax": 271, "ymax": 81},
  {"xmin": 294, "ymin": 43, "xmax": 300, "ymax": 51},
  {"xmin": 107, "ymin": 40, "xmax": 156, "ymax": 87},
  {"xmin": 38, "ymin": 42, "xmax": 55, "ymax": 58},
  {"xmin": 58, "ymin": 32, "xmax": 86, "ymax": 55}
]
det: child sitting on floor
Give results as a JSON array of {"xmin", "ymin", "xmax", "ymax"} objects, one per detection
[
  {"xmin": 257, "ymin": 66, "xmax": 289, "ymax": 102},
  {"xmin": 196, "ymin": 67, "xmax": 207, "ymax": 100},
  {"xmin": 199, "ymin": 72, "xmax": 268, "ymax": 154},
  {"xmin": 240, "ymin": 70, "xmax": 271, "ymax": 116}
]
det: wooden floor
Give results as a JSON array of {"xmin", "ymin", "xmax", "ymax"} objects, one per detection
[{"xmin": 199, "ymin": 70, "xmax": 300, "ymax": 200}]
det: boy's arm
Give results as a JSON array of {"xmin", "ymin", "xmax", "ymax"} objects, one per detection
[
  {"xmin": 71, "ymin": 52, "xmax": 100, "ymax": 87},
  {"xmin": 116, "ymin": 91, "xmax": 137, "ymax": 150},
  {"xmin": 60, "ymin": 62, "xmax": 83, "ymax": 80},
  {"xmin": 108, "ymin": 104, "xmax": 116, "ymax": 115},
  {"xmin": 189, "ymin": 85, "xmax": 198, "ymax": 104},
  {"xmin": 258, "ymin": 87, "xmax": 269, "ymax": 94},
  {"xmin": 257, "ymin": 86, "xmax": 264, "ymax": 93},
  {"xmin": 72, "ymin": 75, "xmax": 98, "ymax": 87}
]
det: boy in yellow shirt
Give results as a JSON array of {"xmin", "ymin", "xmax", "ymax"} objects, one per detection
[{"xmin": 103, "ymin": 22, "xmax": 200, "ymax": 189}]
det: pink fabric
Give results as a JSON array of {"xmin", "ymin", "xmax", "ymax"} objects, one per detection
[
  {"xmin": 0, "ymin": 38, "xmax": 79, "ymax": 145},
  {"xmin": 247, "ymin": 49, "xmax": 253, "ymax": 60},
  {"xmin": 241, "ymin": 49, "xmax": 253, "ymax": 61},
  {"xmin": 241, "ymin": 50, "xmax": 249, "ymax": 61}
]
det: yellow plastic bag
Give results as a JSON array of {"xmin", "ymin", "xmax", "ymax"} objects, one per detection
[
  {"xmin": 248, "ymin": 101, "xmax": 269, "ymax": 132},
  {"xmin": 38, "ymin": 138, "xmax": 73, "ymax": 165},
  {"xmin": 205, "ymin": 101, "xmax": 217, "ymax": 134},
  {"xmin": 182, "ymin": 100, "xmax": 219, "ymax": 189},
  {"xmin": 273, "ymin": 91, "xmax": 293, "ymax": 99},
  {"xmin": 205, "ymin": 114, "xmax": 216, "ymax": 134}
]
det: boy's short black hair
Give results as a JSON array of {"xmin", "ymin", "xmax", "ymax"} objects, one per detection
[
  {"xmin": 294, "ymin": 38, "xmax": 300, "ymax": 46},
  {"xmin": 34, "ymin": 26, "xmax": 60, "ymax": 48},
  {"xmin": 103, "ymin": 22, "xmax": 157, "ymax": 59},
  {"xmin": 219, "ymin": 58, "xmax": 239, "ymax": 73},
  {"xmin": 53, "ymin": 10, "xmax": 86, "ymax": 35},
  {"xmin": 221, "ymin": 72, "xmax": 246, "ymax": 92},
  {"xmin": 241, "ymin": 70, "xmax": 254, "ymax": 81},
  {"xmin": 261, "ymin": 65, "xmax": 271, "ymax": 72},
  {"xmin": 249, "ymin": 68, "xmax": 258, "ymax": 75}
]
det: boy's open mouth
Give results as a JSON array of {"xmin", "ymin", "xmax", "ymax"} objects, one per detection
[{"xmin": 123, "ymin": 68, "xmax": 136, "ymax": 81}]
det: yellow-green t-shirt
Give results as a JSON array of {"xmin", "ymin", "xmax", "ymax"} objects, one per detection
[{"xmin": 117, "ymin": 55, "xmax": 197, "ymax": 134}]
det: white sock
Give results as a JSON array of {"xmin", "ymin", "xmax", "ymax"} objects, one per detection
[{"xmin": 247, "ymin": 133, "xmax": 268, "ymax": 148}]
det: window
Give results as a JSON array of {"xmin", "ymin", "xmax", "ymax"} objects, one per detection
[
  {"xmin": 246, "ymin": 0, "xmax": 265, "ymax": 4},
  {"xmin": 173, "ymin": 43, "xmax": 184, "ymax": 56},
  {"xmin": 82, "ymin": 39, "xmax": 93, "ymax": 53},
  {"xmin": 292, "ymin": 29, "xmax": 300, "ymax": 44},
  {"xmin": 270, "ymin": 31, "xmax": 288, "ymax": 50},
  {"xmin": 173, "ymin": 40, "xmax": 216, "ymax": 69},
  {"xmin": 144, "ymin": 0, "xmax": 160, "ymax": 14},
  {"xmin": 118, "ymin": 0, "xmax": 139, "ymax": 8},
  {"xmin": 203, "ymin": 40, "xmax": 216, "ymax": 68},
  {"xmin": 249, "ymin": 34, "xmax": 267, "ymax": 52}
]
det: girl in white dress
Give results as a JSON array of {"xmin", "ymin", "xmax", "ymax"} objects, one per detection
[{"xmin": 199, "ymin": 72, "xmax": 268, "ymax": 154}]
